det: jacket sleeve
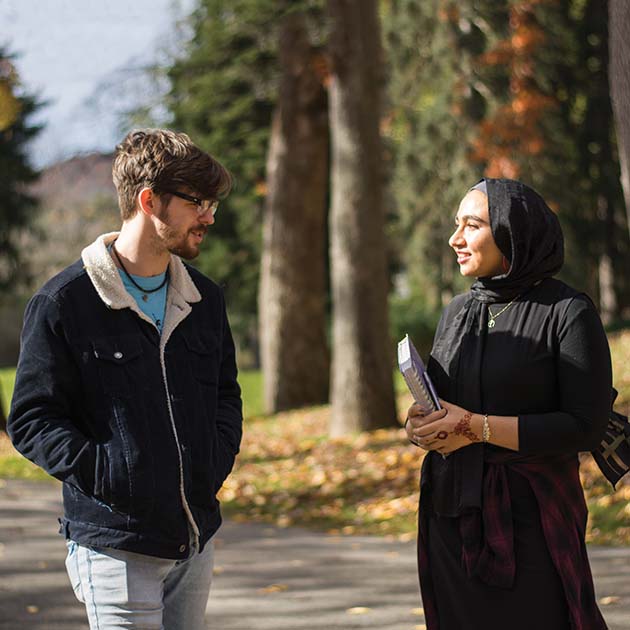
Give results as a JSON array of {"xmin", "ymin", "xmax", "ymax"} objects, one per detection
[
  {"xmin": 7, "ymin": 293, "xmax": 97, "ymax": 494},
  {"xmin": 213, "ymin": 291, "xmax": 243, "ymax": 491},
  {"xmin": 518, "ymin": 295, "xmax": 612, "ymax": 455}
]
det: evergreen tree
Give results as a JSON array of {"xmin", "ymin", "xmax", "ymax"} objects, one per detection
[
  {"xmin": 383, "ymin": 0, "xmax": 501, "ymax": 321},
  {"xmin": 472, "ymin": 0, "xmax": 629, "ymax": 314},
  {"xmin": 571, "ymin": 0, "xmax": 626, "ymax": 322},
  {"xmin": 167, "ymin": 0, "xmax": 323, "ymax": 362},
  {"xmin": 0, "ymin": 48, "xmax": 41, "ymax": 431},
  {"xmin": 0, "ymin": 49, "xmax": 40, "ymax": 291},
  {"xmin": 167, "ymin": 0, "xmax": 276, "ymax": 360},
  {"xmin": 385, "ymin": 0, "xmax": 630, "ymax": 325},
  {"xmin": 470, "ymin": 1, "xmax": 589, "ymax": 291}
]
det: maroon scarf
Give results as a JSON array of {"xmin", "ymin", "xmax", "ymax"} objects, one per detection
[{"xmin": 417, "ymin": 451, "xmax": 607, "ymax": 630}]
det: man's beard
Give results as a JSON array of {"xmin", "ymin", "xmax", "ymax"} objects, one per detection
[
  {"xmin": 154, "ymin": 207, "xmax": 206, "ymax": 260},
  {"xmin": 164, "ymin": 225, "xmax": 206, "ymax": 260}
]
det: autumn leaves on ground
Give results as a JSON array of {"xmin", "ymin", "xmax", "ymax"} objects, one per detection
[
  {"xmin": 223, "ymin": 399, "xmax": 630, "ymax": 547},
  {"xmin": 2, "ymin": 329, "xmax": 630, "ymax": 546},
  {"xmin": 223, "ymin": 327, "xmax": 630, "ymax": 546}
]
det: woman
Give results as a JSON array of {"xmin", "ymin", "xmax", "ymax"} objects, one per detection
[{"xmin": 405, "ymin": 178, "xmax": 612, "ymax": 630}]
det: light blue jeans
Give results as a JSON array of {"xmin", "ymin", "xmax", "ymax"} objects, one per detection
[{"xmin": 64, "ymin": 536, "xmax": 214, "ymax": 630}]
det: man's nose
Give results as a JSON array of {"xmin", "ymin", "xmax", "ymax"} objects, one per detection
[{"xmin": 198, "ymin": 211, "xmax": 215, "ymax": 226}]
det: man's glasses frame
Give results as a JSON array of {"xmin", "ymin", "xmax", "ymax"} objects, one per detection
[{"xmin": 163, "ymin": 189, "xmax": 219, "ymax": 216}]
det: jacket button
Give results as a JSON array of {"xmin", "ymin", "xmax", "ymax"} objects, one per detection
[
  {"xmin": 179, "ymin": 544, "xmax": 186, "ymax": 553},
  {"xmin": 114, "ymin": 352, "xmax": 123, "ymax": 359}
]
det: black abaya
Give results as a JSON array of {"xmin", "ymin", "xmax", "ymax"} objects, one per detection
[{"xmin": 421, "ymin": 278, "xmax": 611, "ymax": 629}]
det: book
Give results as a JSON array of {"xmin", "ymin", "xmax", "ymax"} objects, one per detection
[{"xmin": 397, "ymin": 334, "xmax": 441, "ymax": 413}]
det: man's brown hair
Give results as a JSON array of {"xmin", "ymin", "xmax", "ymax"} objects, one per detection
[{"xmin": 112, "ymin": 129, "xmax": 232, "ymax": 220}]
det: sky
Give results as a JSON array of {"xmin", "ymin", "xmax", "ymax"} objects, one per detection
[{"xmin": 1, "ymin": 0, "xmax": 196, "ymax": 167}]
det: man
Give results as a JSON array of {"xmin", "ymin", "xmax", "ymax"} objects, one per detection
[{"xmin": 8, "ymin": 129, "xmax": 243, "ymax": 629}]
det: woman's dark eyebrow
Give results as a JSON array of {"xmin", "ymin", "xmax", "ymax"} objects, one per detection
[{"xmin": 455, "ymin": 214, "xmax": 488, "ymax": 225}]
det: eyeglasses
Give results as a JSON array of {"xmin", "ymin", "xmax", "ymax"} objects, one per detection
[{"xmin": 163, "ymin": 190, "xmax": 219, "ymax": 216}]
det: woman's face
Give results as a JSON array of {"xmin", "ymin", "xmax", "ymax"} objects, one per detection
[{"xmin": 448, "ymin": 190, "xmax": 505, "ymax": 278}]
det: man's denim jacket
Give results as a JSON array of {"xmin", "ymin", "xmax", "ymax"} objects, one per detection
[{"xmin": 8, "ymin": 233, "xmax": 243, "ymax": 559}]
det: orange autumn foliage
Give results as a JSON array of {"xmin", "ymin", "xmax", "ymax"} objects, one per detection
[
  {"xmin": 0, "ymin": 58, "xmax": 21, "ymax": 131},
  {"xmin": 470, "ymin": 1, "xmax": 557, "ymax": 178}
]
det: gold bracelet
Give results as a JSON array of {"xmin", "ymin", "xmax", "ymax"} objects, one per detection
[{"xmin": 482, "ymin": 414, "xmax": 491, "ymax": 443}]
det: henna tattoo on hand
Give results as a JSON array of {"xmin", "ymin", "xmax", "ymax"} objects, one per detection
[{"xmin": 452, "ymin": 412, "xmax": 480, "ymax": 443}]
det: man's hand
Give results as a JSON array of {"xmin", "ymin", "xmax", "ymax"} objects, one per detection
[{"xmin": 405, "ymin": 399, "xmax": 482, "ymax": 455}]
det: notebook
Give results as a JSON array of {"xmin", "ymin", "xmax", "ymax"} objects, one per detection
[{"xmin": 397, "ymin": 334, "xmax": 441, "ymax": 413}]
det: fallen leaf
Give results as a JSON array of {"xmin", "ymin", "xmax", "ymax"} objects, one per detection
[
  {"xmin": 259, "ymin": 583, "xmax": 289, "ymax": 594},
  {"xmin": 398, "ymin": 532, "xmax": 416, "ymax": 542},
  {"xmin": 276, "ymin": 516, "xmax": 291, "ymax": 528},
  {"xmin": 346, "ymin": 607, "xmax": 371, "ymax": 615},
  {"xmin": 26, "ymin": 606, "xmax": 39, "ymax": 614},
  {"xmin": 599, "ymin": 596, "xmax": 621, "ymax": 606}
]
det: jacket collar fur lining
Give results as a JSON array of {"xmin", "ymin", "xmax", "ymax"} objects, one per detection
[{"xmin": 81, "ymin": 232, "xmax": 202, "ymax": 311}]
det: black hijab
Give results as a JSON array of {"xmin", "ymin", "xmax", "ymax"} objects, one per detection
[
  {"xmin": 471, "ymin": 178, "xmax": 564, "ymax": 303},
  {"xmin": 424, "ymin": 178, "xmax": 565, "ymax": 516}
]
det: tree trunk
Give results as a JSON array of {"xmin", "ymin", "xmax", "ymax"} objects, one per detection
[
  {"xmin": 327, "ymin": 0, "xmax": 397, "ymax": 436},
  {"xmin": 609, "ymin": 0, "xmax": 630, "ymax": 239},
  {"xmin": 599, "ymin": 254, "xmax": 616, "ymax": 325},
  {"xmin": 258, "ymin": 13, "xmax": 330, "ymax": 413},
  {"xmin": 598, "ymin": 195, "xmax": 618, "ymax": 324}
]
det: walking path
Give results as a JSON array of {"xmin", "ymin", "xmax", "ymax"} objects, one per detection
[{"xmin": 1, "ymin": 479, "xmax": 629, "ymax": 629}]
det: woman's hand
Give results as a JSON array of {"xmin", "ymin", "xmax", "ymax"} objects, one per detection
[
  {"xmin": 405, "ymin": 403, "xmax": 446, "ymax": 448},
  {"xmin": 405, "ymin": 399, "xmax": 482, "ymax": 455}
]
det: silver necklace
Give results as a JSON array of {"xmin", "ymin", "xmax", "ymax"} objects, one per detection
[{"xmin": 487, "ymin": 295, "xmax": 520, "ymax": 328}]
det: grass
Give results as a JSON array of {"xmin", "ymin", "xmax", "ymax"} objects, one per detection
[
  {"xmin": 0, "ymin": 440, "xmax": 52, "ymax": 481},
  {"xmin": 238, "ymin": 369, "xmax": 265, "ymax": 418},
  {"xmin": 2, "ymin": 328, "xmax": 630, "ymax": 544},
  {"xmin": 0, "ymin": 366, "xmax": 51, "ymax": 479},
  {"xmin": 0, "ymin": 367, "xmax": 15, "ymax": 417}
]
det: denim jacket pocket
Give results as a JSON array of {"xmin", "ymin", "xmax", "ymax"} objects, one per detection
[
  {"xmin": 184, "ymin": 333, "xmax": 220, "ymax": 386},
  {"xmin": 93, "ymin": 441, "xmax": 132, "ymax": 516},
  {"xmin": 91, "ymin": 335, "xmax": 144, "ymax": 397},
  {"xmin": 93, "ymin": 442, "xmax": 110, "ymax": 502}
]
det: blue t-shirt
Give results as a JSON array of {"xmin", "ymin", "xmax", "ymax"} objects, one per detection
[{"xmin": 118, "ymin": 269, "xmax": 168, "ymax": 334}]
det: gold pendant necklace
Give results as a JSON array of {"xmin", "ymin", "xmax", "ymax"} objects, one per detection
[{"xmin": 487, "ymin": 295, "xmax": 520, "ymax": 328}]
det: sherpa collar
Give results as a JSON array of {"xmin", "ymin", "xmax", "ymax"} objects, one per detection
[{"xmin": 81, "ymin": 232, "xmax": 202, "ymax": 311}]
